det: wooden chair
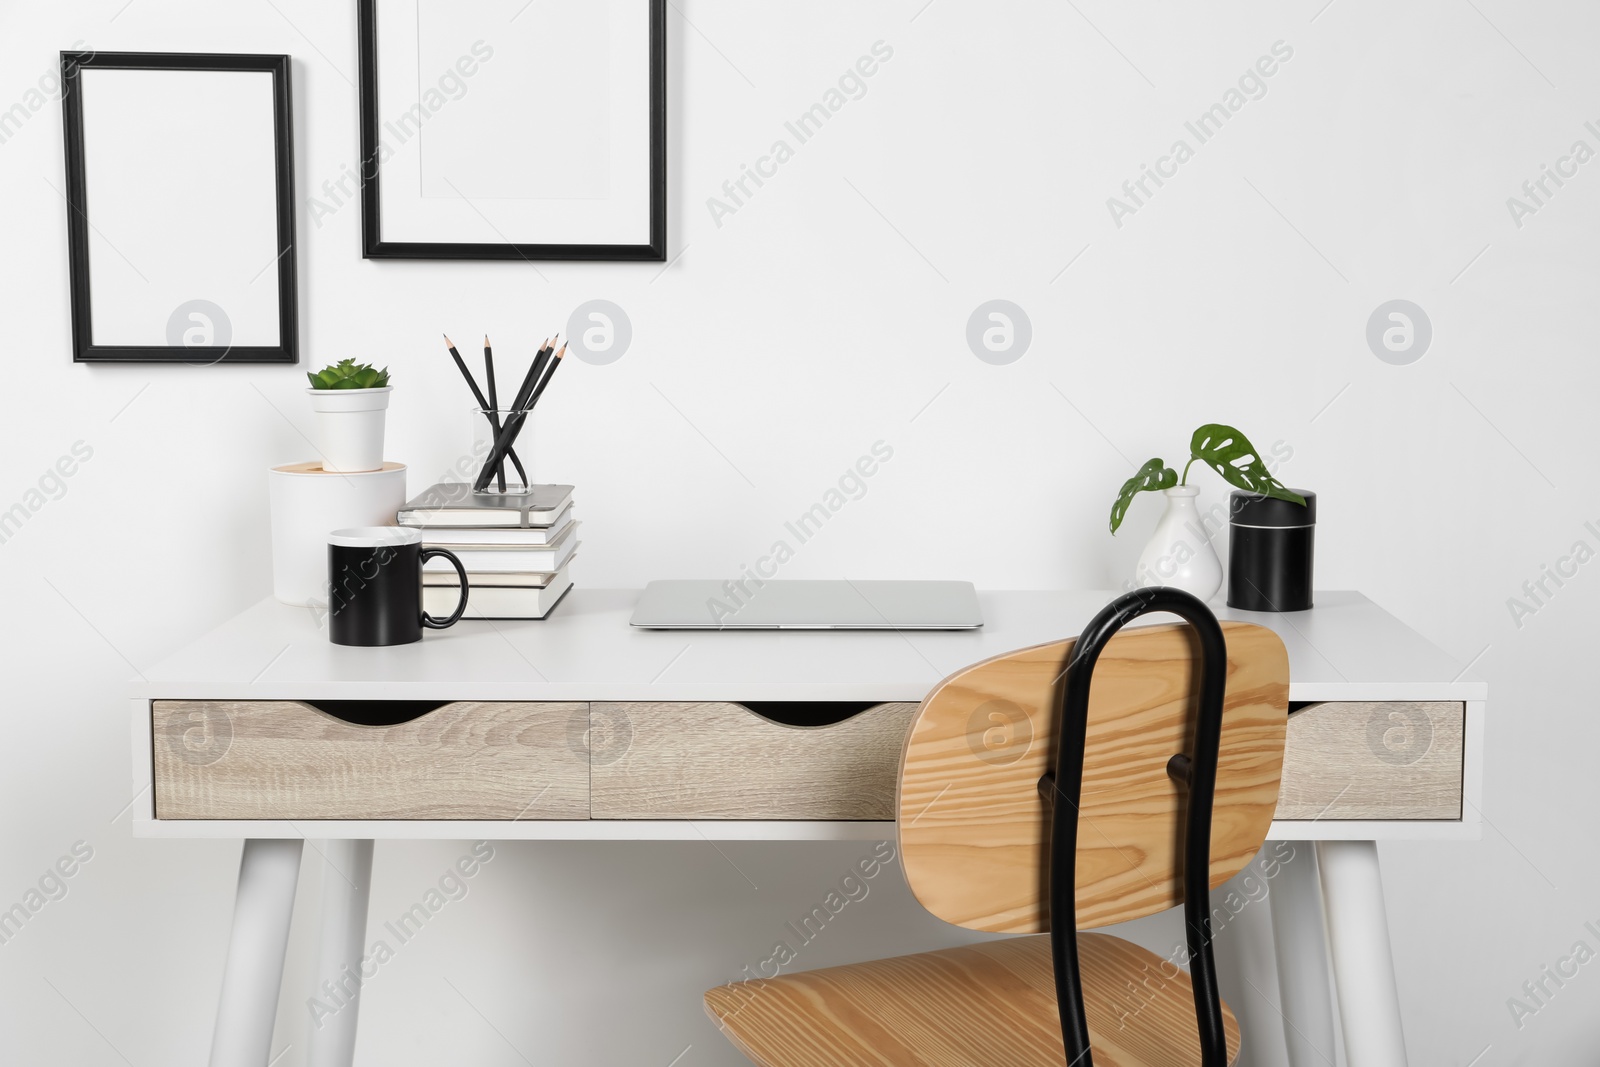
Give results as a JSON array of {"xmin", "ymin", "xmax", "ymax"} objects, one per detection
[{"xmin": 704, "ymin": 588, "xmax": 1290, "ymax": 1066}]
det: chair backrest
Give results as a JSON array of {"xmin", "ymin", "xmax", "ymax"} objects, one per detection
[{"xmin": 896, "ymin": 616, "xmax": 1289, "ymax": 933}]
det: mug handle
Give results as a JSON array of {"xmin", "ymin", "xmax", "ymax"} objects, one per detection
[{"xmin": 421, "ymin": 548, "xmax": 470, "ymax": 629}]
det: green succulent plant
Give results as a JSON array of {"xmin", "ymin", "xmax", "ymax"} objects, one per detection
[
  {"xmin": 1109, "ymin": 423, "xmax": 1305, "ymax": 534},
  {"xmin": 307, "ymin": 359, "xmax": 391, "ymax": 390}
]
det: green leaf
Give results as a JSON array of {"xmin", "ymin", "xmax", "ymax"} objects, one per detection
[
  {"xmin": 1110, "ymin": 458, "xmax": 1178, "ymax": 534},
  {"xmin": 1188, "ymin": 424, "xmax": 1305, "ymax": 506}
]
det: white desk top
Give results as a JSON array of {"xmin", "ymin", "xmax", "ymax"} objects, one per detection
[
  {"xmin": 132, "ymin": 589, "xmax": 1486, "ymax": 842},
  {"xmin": 134, "ymin": 589, "xmax": 1486, "ymax": 704}
]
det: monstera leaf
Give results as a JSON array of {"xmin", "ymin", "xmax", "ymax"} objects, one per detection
[
  {"xmin": 1187, "ymin": 424, "xmax": 1305, "ymax": 506},
  {"xmin": 1109, "ymin": 458, "xmax": 1178, "ymax": 533}
]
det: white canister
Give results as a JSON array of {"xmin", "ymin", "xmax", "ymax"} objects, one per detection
[{"xmin": 268, "ymin": 461, "xmax": 407, "ymax": 606}]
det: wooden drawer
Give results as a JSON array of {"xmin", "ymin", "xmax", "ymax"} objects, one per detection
[
  {"xmin": 1276, "ymin": 701, "xmax": 1464, "ymax": 820},
  {"xmin": 150, "ymin": 698, "xmax": 1465, "ymax": 824},
  {"xmin": 589, "ymin": 702, "xmax": 920, "ymax": 820},
  {"xmin": 152, "ymin": 700, "xmax": 588, "ymax": 820}
]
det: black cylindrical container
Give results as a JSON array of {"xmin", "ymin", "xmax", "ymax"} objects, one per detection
[{"xmin": 1228, "ymin": 490, "xmax": 1315, "ymax": 612}]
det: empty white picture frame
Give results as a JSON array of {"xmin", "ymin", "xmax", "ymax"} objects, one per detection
[
  {"xmin": 357, "ymin": 0, "xmax": 666, "ymax": 261},
  {"xmin": 61, "ymin": 51, "xmax": 298, "ymax": 364}
]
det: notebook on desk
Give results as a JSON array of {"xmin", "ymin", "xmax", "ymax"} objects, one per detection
[{"xmin": 630, "ymin": 579, "xmax": 983, "ymax": 630}]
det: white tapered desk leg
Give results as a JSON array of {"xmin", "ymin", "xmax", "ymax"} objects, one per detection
[
  {"xmin": 210, "ymin": 839, "xmax": 304, "ymax": 1067},
  {"xmin": 1269, "ymin": 842, "xmax": 1337, "ymax": 1067},
  {"xmin": 1317, "ymin": 840, "xmax": 1409, "ymax": 1065},
  {"xmin": 308, "ymin": 840, "xmax": 374, "ymax": 1067}
]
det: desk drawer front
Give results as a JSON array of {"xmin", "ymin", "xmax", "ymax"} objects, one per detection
[
  {"xmin": 151, "ymin": 700, "xmax": 587, "ymax": 820},
  {"xmin": 590, "ymin": 702, "xmax": 920, "ymax": 820},
  {"xmin": 150, "ymin": 698, "xmax": 1464, "ymax": 823},
  {"xmin": 1277, "ymin": 701, "xmax": 1464, "ymax": 820}
]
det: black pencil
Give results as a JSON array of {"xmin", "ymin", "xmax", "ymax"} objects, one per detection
[
  {"xmin": 444, "ymin": 334, "xmax": 489, "ymax": 409},
  {"xmin": 484, "ymin": 335, "xmax": 507, "ymax": 492},
  {"xmin": 486, "ymin": 335, "xmax": 531, "ymax": 491},
  {"xmin": 484, "ymin": 335, "xmax": 499, "ymax": 411},
  {"xmin": 473, "ymin": 339, "xmax": 551, "ymax": 492},
  {"xmin": 445, "ymin": 334, "xmax": 527, "ymax": 489},
  {"xmin": 474, "ymin": 342, "xmax": 566, "ymax": 492},
  {"xmin": 511, "ymin": 336, "xmax": 555, "ymax": 411},
  {"xmin": 493, "ymin": 336, "xmax": 552, "ymax": 489},
  {"xmin": 524, "ymin": 340, "xmax": 567, "ymax": 410}
]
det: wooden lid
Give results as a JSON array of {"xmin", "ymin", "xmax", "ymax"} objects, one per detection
[{"xmin": 270, "ymin": 461, "xmax": 406, "ymax": 475}]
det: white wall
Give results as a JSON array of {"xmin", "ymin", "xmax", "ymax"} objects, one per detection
[{"xmin": 2, "ymin": 1, "xmax": 1597, "ymax": 1063}]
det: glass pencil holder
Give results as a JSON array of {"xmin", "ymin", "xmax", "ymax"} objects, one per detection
[{"xmin": 470, "ymin": 408, "xmax": 534, "ymax": 496}]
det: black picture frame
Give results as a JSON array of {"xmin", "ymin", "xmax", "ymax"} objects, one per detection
[
  {"xmin": 60, "ymin": 51, "xmax": 299, "ymax": 364},
  {"xmin": 357, "ymin": 0, "xmax": 667, "ymax": 261}
]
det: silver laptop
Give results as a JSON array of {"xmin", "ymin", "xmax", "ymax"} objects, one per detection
[{"xmin": 630, "ymin": 579, "xmax": 983, "ymax": 630}]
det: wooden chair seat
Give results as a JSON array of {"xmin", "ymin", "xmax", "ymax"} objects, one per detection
[{"xmin": 705, "ymin": 932, "xmax": 1241, "ymax": 1066}]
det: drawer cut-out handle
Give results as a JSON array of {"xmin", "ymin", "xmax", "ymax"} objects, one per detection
[
  {"xmin": 301, "ymin": 700, "xmax": 453, "ymax": 726},
  {"xmin": 736, "ymin": 702, "xmax": 884, "ymax": 727}
]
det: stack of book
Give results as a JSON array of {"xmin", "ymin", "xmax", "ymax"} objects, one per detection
[{"xmin": 397, "ymin": 483, "xmax": 578, "ymax": 620}]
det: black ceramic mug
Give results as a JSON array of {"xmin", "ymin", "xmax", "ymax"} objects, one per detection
[{"xmin": 326, "ymin": 527, "xmax": 469, "ymax": 646}]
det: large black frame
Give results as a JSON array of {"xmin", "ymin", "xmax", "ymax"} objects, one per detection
[
  {"xmin": 60, "ymin": 52, "xmax": 299, "ymax": 365},
  {"xmin": 356, "ymin": 0, "xmax": 667, "ymax": 262}
]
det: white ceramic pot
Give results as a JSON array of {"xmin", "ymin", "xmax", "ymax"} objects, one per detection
[
  {"xmin": 268, "ymin": 461, "xmax": 407, "ymax": 606},
  {"xmin": 1134, "ymin": 486, "xmax": 1223, "ymax": 602},
  {"xmin": 307, "ymin": 387, "xmax": 392, "ymax": 473}
]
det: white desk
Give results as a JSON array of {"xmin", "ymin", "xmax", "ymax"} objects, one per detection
[{"xmin": 131, "ymin": 589, "xmax": 1485, "ymax": 1067}]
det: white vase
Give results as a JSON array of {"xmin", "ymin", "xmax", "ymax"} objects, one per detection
[
  {"xmin": 307, "ymin": 387, "xmax": 391, "ymax": 473},
  {"xmin": 1134, "ymin": 486, "xmax": 1223, "ymax": 602}
]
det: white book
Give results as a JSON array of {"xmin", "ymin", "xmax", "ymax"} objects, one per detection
[
  {"xmin": 427, "ymin": 571, "xmax": 574, "ymax": 620},
  {"xmin": 412, "ymin": 505, "xmax": 574, "ymax": 546},
  {"xmin": 422, "ymin": 524, "xmax": 579, "ymax": 574},
  {"xmin": 423, "ymin": 569, "xmax": 561, "ymax": 589}
]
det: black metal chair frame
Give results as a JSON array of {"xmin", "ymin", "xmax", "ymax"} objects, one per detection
[{"xmin": 1038, "ymin": 587, "xmax": 1232, "ymax": 1066}]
